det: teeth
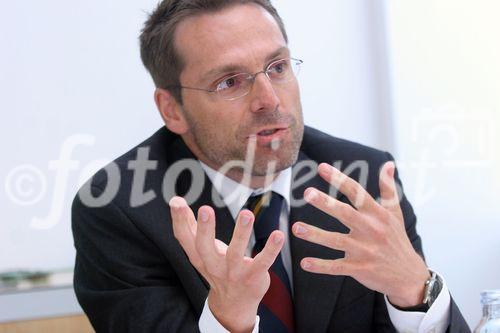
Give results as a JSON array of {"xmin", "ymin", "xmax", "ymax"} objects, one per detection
[{"xmin": 259, "ymin": 129, "xmax": 277, "ymax": 136}]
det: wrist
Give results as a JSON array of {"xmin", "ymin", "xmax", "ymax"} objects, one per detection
[
  {"xmin": 388, "ymin": 269, "xmax": 431, "ymax": 308},
  {"xmin": 207, "ymin": 291, "xmax": 259, "ymax": 333}
]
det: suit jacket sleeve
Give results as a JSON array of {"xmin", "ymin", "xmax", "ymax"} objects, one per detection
[{"xmin": 72, "ymin": 184, "xmax": 201, "ymax": 333}]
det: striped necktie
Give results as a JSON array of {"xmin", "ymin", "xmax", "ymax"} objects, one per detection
[{"xmin": 245, "ymin": 191, "xmax": 295, "ymax": 332}]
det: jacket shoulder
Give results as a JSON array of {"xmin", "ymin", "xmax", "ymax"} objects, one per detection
[
  {"xmin": 301, "ymin": 126, "xmax": 390, "ymax": 163},
  {"xmin": 86, "ymin": 127, "xmax": 176, "ymax": 190}
]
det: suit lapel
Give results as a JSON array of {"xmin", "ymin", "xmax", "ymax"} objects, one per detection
[{"xmin": 290, "ymin": 152, "xmax": 349, "ymax": 332}]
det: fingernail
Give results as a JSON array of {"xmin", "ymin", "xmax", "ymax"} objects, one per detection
[
  {"xmin": 169, "ymin": 197, "xmax": 183, "ymax": 209},
  {"xmin": 200, "ymin": 210, "xmax": 209, "ymax": 222},
  {"xmin": 241, "ymin": 214, "xmax": 251, "ymax": 226},
  {"xmin": 305, "ymin": 189, "xmax": 318, "ymax": 202},
  {"xmin": 319, "ymin": 163, "xmax": 332, "ymax": 175},
  {"xmin": 274, "ymin": 233, "xmax": 283, "ymax": 244},
  {"xmin": 294, "ymin": 224, "xmax": 307, "ymax": 235},
  {"xmin": 388, "ymin": 163, "xmax": 395, "ymax": 177},
  {"xmin": 302, "ymin": 260, "xmax": 311, "ymax": 270}
]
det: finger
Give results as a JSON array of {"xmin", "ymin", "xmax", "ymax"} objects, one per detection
[
  {"xmin": 226, "ymin": 210, "xmax": 254, "ymax": 267},
  {"xmin": 300, "ymin": 257, "xmax": 354, "ymax": 277},
  {"xmin": 248, "ymin": 230, "xmax": 284, "ymax": 276},
  {"xmin": 379, "ymin": 161, "xmax": 402, "ymax": 213},
  {"xmin": 169, "ymin": 197, "xmax": 197, "ymax": 249},
  {"xmin": 195, "ymin": 206, "xmax": 222, "ymax": 273},
  {"xmin": 292, "ymin": 222, "xmax": 353, "ymax": 251},
  {"xmin": 169, "ymin": 197, "xmax": 202, "ymax": 266},
  {"xmin": 303, "ymin": 187, "xmax": 359, "ymax": 230},
  {"xmin": 318, "ymin": 163, "xmax": 377, "ymax": 211},
  {"xmin": 170, "ymin": 196, "xmax": 196, "ymax": 234}
]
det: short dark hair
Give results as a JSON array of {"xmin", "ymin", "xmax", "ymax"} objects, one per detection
[{"xmin": 139, "ymin": 0, "xmax": 288, "ymax": 104}]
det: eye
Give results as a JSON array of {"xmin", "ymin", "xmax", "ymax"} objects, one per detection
[
  {"xmin": 215, "ymin": 75, "xmax": 243, "ymax": 91},
  {"xmin": 268, "ymin": 60, "xmax": 289, "ymax": 75}
]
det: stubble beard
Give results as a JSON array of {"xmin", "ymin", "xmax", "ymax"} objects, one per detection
[{"xmin": 183, "ymin": 106, "xmax": 304, "ymax": 179}]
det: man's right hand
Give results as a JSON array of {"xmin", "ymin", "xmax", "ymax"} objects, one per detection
[{"xmin": 169, "ymin": 196, "xmax": 284, "ymax": 333}]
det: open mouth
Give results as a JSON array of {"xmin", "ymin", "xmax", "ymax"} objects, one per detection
[{"xmin": 257, "ymin": 128, "xmax": 280, "ymax": 136}]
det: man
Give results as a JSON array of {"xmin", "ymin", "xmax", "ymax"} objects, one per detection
[{"xmin": 72, "ymin": 0, "xmax": 470, "ymax": 332}]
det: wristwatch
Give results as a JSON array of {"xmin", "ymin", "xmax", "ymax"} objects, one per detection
[
  {"xmin": 422, "ymin": 270, "xmax": 443, "ymax": 308},
  {"xmin": 391, "ymin": 270, "xmax": 443, "ymax": 312}
]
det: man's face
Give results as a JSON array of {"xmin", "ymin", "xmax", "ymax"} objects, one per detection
[{"xmin": 174, "ymin": 3, "xmax": 304, "ymax": 177}]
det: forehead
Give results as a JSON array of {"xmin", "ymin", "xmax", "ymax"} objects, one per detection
[{"xmin": 175, "ymin": 3, "xmax": 287, "ymax": 81}]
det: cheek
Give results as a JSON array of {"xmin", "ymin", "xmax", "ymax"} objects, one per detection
[
  {"xmin": 193, "ymin": 102, "xmax": 241, "ymax": 137},
  {"xmin": 216, "ymin": 103, "xmax": 247, "ymax": 130},
  {"xmin": 289, "ymin": 80, "xmax": 302, "ymax": 102},
  {"xmin": 218, "ymin": 114, "xmax": 242, "ymax": 138},
  {"xmin": 277, "ymin": 81, "xmax": 301, "ymax": 106},
  {"xmin": 183, "ymin": 97, "xmax": 214, "ymax": 126}
]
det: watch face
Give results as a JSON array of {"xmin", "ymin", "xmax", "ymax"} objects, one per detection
[{"xmin": 429, "ymin": 274, "xmax": 443, "ymax": 304}]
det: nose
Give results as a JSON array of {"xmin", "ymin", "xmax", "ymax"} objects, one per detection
[{"xmin": 249, "ymin": 72, "xmax": 280, "ymax": 113}]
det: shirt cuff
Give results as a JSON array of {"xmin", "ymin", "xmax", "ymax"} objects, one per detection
[
  {"xmin": 199, "ymin": 297, "xmax": 260, "ymax": 333},
  {"xmin": 385, "ymin": 271, "xmax": 451, "ymax": 333}
]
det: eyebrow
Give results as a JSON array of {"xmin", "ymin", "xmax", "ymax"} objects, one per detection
[{"xmin": 201, "ymin": 46, "xmax": 290, "ymax": 82}]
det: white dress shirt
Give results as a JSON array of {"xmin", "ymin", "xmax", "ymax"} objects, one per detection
[{"xmin": 197, "ymin": 162, "xmax": 451, "ymax": 333}]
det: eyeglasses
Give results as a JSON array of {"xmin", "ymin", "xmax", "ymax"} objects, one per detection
[{"xmin": 167, "ymin": 57, "xmax": 303, "ymax": 101}]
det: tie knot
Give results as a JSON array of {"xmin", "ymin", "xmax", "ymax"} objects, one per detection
[{"xmin": 245, "ymin": 191, "xmax": 284, "ymax": 243}]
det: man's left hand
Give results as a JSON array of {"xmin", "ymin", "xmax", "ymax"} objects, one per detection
[{"xmin": 292, "ymin": 161, "xmax": 430, "ymax": 308}]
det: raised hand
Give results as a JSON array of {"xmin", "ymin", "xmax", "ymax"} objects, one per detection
[
  {"xmin": 292, "ymin": 162, "xmax": 430, "ymax": 307},
  {"xmin": 169, "ymin": 197, "xmax": 284, "ymax": 333}
]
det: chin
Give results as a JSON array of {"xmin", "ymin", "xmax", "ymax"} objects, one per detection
[{"xmin": 251, "ymin": 149, "xmax": 300, "ymax": 176}]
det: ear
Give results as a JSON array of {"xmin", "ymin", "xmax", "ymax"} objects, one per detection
[{"xmin": 154, "ymin": 88, "xmax": 189, "ymax": 135}]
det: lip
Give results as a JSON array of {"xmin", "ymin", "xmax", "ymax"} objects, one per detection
[
  {"xmin": 247, "ymin": 126, "xmax": 290, "ymax": 146},
  {"xmin": 248, "ymin": 125, "xmax": 290, "ymax": 138}
]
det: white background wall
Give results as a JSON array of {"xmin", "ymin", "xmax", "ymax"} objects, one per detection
[
  {"xmin": 1, "ymin": 0, "xmax": 497, "ymax": 327},
  {"xmin": 385, "ymin": 1, "xmax": 500, "ymax": 326},
  {"xmin": 0, "ymin": 0, "xmax": 161, "ymax": 272},
  {"xmin": 0, "ymin": 0, "xmax": 387, "ymax": 272}
]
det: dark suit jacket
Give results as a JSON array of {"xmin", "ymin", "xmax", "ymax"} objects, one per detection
[{"xmin": 72, "ymin": 126, "xmax": 470, "ymax": 332}]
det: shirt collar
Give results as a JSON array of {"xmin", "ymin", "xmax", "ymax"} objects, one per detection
[{"xmin": 199, "ymin": 161, "xmax": 292, "ymax": 220}]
